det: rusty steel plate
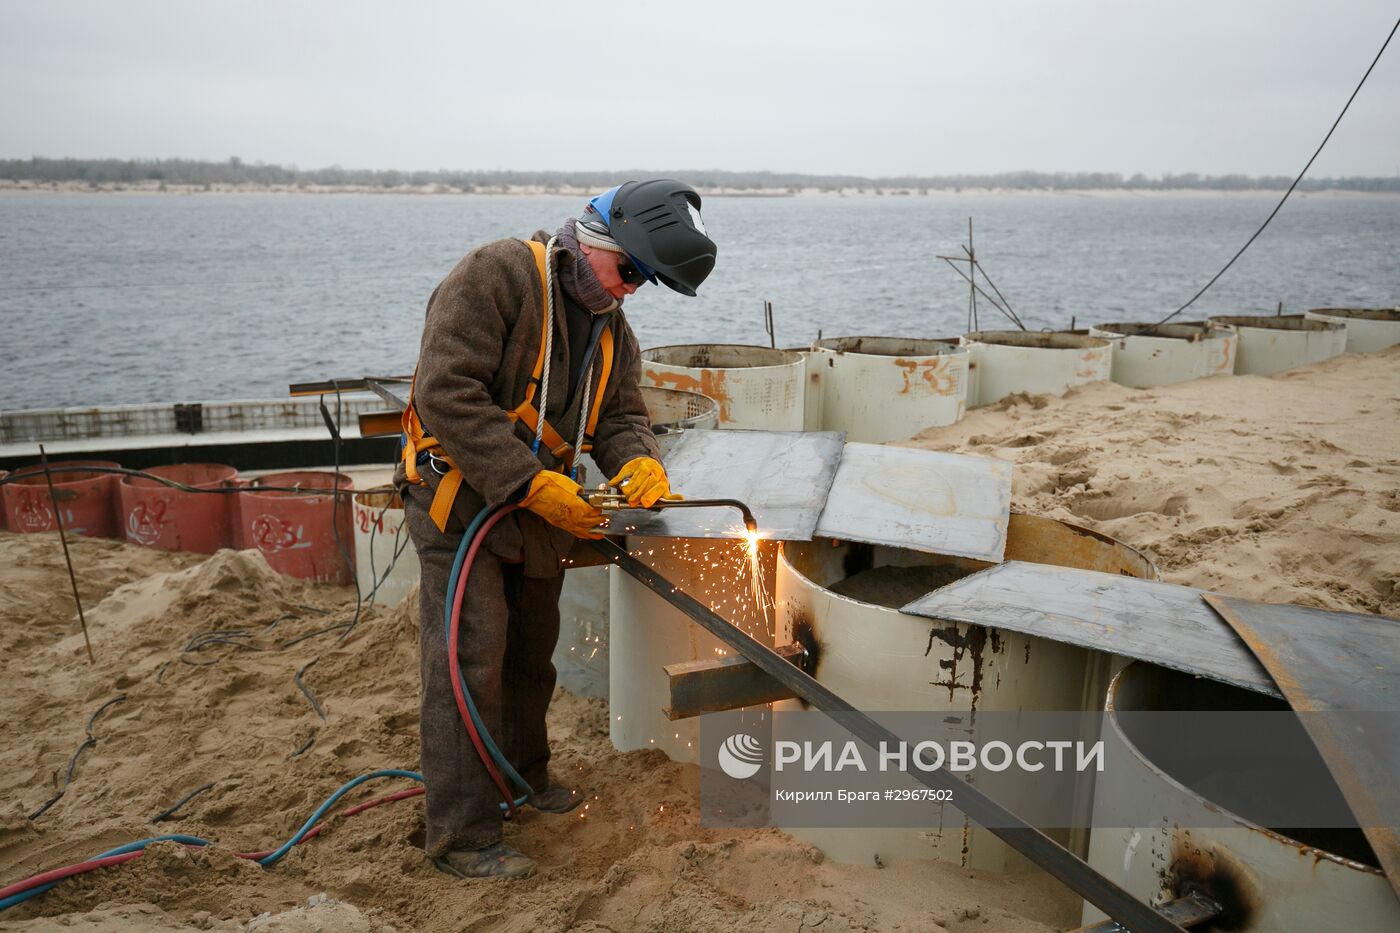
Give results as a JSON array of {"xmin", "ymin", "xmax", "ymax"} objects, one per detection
[
  {"xmin": 903, "ymin": 562, "xmax": 1281, "ymax": 698},
  {"xmin": 814, "ymin": 442, "xmax": 1012, "ymax": 562},
  {"xmin": 1203, "ymin": 593, "xmax": 1400, "ymax": 899},
  {"xmin": 609, "ymin": 429, "xmax": 845, "ymax": 541}
]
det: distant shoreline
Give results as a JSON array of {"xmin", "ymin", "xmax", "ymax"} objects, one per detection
[{"xmin": 3, "ymin": 180, "xmax": 1396, "ymax": 199}]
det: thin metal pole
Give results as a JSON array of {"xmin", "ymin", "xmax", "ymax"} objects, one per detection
[
  {"xmin": 968, "ymin": 217, "xmax": 978, "ymax": 332},
  {"xmin": 39, "ymin": 444, "xmax": 94, "ymax": 663}
]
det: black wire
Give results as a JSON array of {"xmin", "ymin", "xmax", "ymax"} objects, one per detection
[
  {"xmin": 1133, "ymin": 17, "xmax": 1400, "ymax": 335},
  {"xmin": 0, "ymin": 465, "xmax": 365, "ymax": 498},
  {"xmin": 150, "ymin": 783, "xmax": 215, "ymax": 823},
  {"xmin": 28, "ymin": 695, "xmax": 128, "ymax": 821},
  {"xmin": 286, "ymin": 729, "xmax": 318, "ymax": 760},
  {"xmin": 295, "ymin": 659, "xmax": 328, "ymax": 721},
  {"xmin": 321, "ymin": 388, "xmax": 364, "ymax": 644}
]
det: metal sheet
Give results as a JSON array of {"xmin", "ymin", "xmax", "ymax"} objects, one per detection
[
  {"xmin": 902, "ymin": 562, "xmax": 1281, "ymax": 698},
  {"xmin": 608, "ymin": 429, "xmax": 844, "ymax": 541},
  {"xmin": 814, "ymin": 442, "xmax": 1012, "ymax": 562},
  {"xmin": 1203, "ymin": 593, "xmax": 1400, "ymax": 900}
]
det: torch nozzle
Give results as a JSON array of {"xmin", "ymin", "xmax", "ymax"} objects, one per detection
[{"xmin": 586, "ymin": 487, "xmax": 759, "ymax": 537}]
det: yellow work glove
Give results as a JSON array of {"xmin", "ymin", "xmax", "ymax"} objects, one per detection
[
  {"xmin": 608, "ymin": 456, "xmax": 682, "ymax": 509},
  {"xmin": 519, "ymin": 470, "xmax": 605, "ymax": 539}
]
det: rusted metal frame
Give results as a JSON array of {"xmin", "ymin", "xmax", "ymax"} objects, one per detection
[
  {"xmin": 358, "ymin": 410, "xmax": 405, "ymax": 438},
  {"xmin": 1070, "ymin": 893, "xmax": 1222, "ymax": 932},
  {"xmin": 287, "ymin": 375, "xmax": 411, "ymax": 404},
  {"xmin": 1203, "ymin": 593, "xmax": 1400, "ymax": 903},
  {"xmin": 590, "ymin": 537, "xmax": 1187, "ymax": 933},
  {"xmin": 663, "ymin": 643, "xmax": 805, "ymax": 720},
  {"xmin": 364, "ymin": 377, "xmax": 411, "ymax": 411}
]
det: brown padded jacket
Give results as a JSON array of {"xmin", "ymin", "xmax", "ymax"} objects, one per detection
[{"xmin": 394, "ymin": 231, "xmax": 660, "ymax": 576}]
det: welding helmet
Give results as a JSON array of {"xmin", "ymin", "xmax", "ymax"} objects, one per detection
[{"xmin": 583, "ymin": 179, "xmax": 717, "ymax": 296}]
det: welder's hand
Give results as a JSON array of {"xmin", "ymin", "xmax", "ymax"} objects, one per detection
[
  {"xmin": 520, "ymin": 470, "xmax": 605, "ymax": 539},
  {"xmin": 608, "ymin": 456, "xmax": 682, "ymax": 509}
]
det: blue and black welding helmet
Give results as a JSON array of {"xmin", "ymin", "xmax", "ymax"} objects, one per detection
[{"xmin": 582, "ymin": 179, "xmax": 717, "ymax": 297}]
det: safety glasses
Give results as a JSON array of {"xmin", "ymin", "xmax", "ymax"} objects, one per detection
[{"xmin": 616, "ymin": 255, "xmax": 649, "ymax": 287}]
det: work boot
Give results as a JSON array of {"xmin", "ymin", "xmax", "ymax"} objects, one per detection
[
  {"xmin": 434, "ymin": 842, "xmax": 537, "ymax": 880},
  {"xmin": 530, "ymin": 785, "xmax": 584, "ymax": 813}
]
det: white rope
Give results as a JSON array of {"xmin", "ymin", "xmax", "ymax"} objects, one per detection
[
  {"xmin": 572, "ymin": 357, "xmax": 596, "ymax": 478},
  {"xmin": 533, "ymin": 236, "xmax": 558, "ymax": 453}
]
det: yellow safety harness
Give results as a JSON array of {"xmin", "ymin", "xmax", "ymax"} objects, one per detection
[{"xmin": 401, "ymin": 239, "xmax": 616, "ymax": 532}]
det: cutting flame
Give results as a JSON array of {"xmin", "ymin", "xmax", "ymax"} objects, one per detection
[{"xmin": 735, "ymin": 524, "xmax": 772, "ymax": 632}]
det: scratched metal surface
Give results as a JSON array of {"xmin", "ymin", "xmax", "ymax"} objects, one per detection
[
  {"xmin": 1203, "ymin": 593, "xmax": 1400, "ymax": 897},
  {"xmin": 813, "ymin": 442, "xmax": 1012, "ymax": 562},
  {"xmin": 903, "ymin": 561, "xmax": 1282, "ymax": 698},
  {"xmin": 608, "ymin": 429, "xmax": 845, "ymax": 540}
]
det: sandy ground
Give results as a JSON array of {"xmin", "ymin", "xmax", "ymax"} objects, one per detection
[
  {"xmin": 912, "ymin": 345, "xmax": 1400, "ymax": 618},
  {"xmin": 1, "ymin": 346, "xmax": 1396, "ymax": 931}
]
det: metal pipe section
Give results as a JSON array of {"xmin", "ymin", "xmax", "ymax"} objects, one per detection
[
  {"xmin": 590, "ymin": 537, "xmax": 1187, "ymax": 933},
  {"xmin": 350, "ymin": 488, "xmax": 419, "ymax": 607},
  {"xmin": 1082, "ymin": 662, "xmax": 1400, "ymax": 931},
  {"xmin": 811, "ymin": 336, "xmax": 970, "ymax": 442},
  {"xmin": 1090, "ymin": 322, "xmax": 1238, "ymax": 387},
  {"xmin": 1208, "ymin": 315, "xmax": 1347, "ymax": 375},
  {"xmin": 776, "ymin": 515, "xmax": 1157, "ymax": 872},
  {"xmin": 960, "ymin": 331, "xmax": 1113, "ymax": 408},
  {"xmin": 640, "ymin": 344, "xmax": 805, "ymax": 430},
  {"xmin": 1303, "ymin": 307, "xmax": 1400, "ymax": 353}
]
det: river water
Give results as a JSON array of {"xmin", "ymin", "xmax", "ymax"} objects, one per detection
[{"xmin": 1, "ymin": 191, "xmax": 1395, "ymax": 408}]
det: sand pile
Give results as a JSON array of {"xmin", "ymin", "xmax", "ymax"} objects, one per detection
[
  {"xmin": 0, "ymin": 535, "xmax": 1071, "ymax": 931},
  {"xmin": 914, "ymin": 345, "xmax": 1400, "ymax": 617}
]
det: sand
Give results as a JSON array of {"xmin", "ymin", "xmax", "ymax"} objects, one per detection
[
  {"xmin": 2, "ymin": 346, "xmax": 1396, "ymax": 930},
  {"xmin": 911, "ymin": 345, "xmax": 1400, "ymax": 618}
]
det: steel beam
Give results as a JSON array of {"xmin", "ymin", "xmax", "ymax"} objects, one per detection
[{"xmin": 663, "ymin": 643, "xmax": 805, "ymax": 719}]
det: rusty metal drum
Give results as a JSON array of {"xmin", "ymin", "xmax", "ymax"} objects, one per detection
[
  {"xmin": 240, "ymin": 471, "xmax": 355, "ymax": 584},
  {"xmin": 118, "ymin": 463, "xmax": 238, "ymax": 553},
  {"xmin": 2, "ymin": 459, "xmax": 122, "ymax": 538}
]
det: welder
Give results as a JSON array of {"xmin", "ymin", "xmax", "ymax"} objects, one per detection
[{"xmin": 396, "ymin": 180, "xmax": 717, "ymax": 879}]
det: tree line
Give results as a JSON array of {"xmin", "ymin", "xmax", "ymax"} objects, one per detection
[{"xmin": 3, "ymin": 157, "xmax": 1397, "ymax": 192}]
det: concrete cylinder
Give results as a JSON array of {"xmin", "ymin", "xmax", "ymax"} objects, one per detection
[
  {"xmin": 1082, "ymin": 662, "xmax": 1399, "ymax": 931},
  {"xmin": 774, "ymin": 513, "xmax": 1155, "ymax": 871},
  {"xmin": 960, "ymin": 331, "xmax": 1112, "ymax": 408},
  {"xmin": 640, "ymin": 344, "xmax": 805, "ymax": 430},
  {"xmin": 812, "ymin": 337, "xmax": 970, "ymax": 442},
  {"xmin": 1304, "ymin": 307, "xmax": 1400, "ymax": 354},
  {"xmin": 2, "ymin": 459, "xmax": 121, "ymax": 538},
  {"xmin": 1090, "ymin": 321, "xmax": 1238, "ymax": 386},
  {"xmin": 1209, "ymin": 315, "xmax": 1347, "ymax": 375},
  {"xmin": 351, "ymin": 488, "xmax": 420, "ymax": 607},
  {"xmin": 118, "ymin": 463, "xmax": 238, "ymax": 553},
  {"xmin": 241, "ymin": 471, "xmax": 355, "ymax": 584}
]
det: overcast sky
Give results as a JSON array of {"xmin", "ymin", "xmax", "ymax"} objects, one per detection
[{"xmin": 2, "ymin": 0, "xmax": 1397, "ymax": 178}]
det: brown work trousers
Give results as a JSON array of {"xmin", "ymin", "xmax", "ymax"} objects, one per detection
[{"xmin": 403, "ymin": 485, "xmax": 563, "ymax": 855}]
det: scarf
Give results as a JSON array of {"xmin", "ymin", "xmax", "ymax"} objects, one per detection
[{"xmin": 554, "ymin": 218, "xmax": 619, "ymax": 314}]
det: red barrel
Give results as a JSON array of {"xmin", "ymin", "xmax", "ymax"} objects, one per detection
[
  {"xmin": 241, "ymin": 471, "xmax": 355, "ymax": 584},
  {"xmin": 2, "ymin": 460, "xmax": 122, "ymax": 538},
  {"xmin": 119, "ymin": 463, "xmax": 239, "ymax": 554}
]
